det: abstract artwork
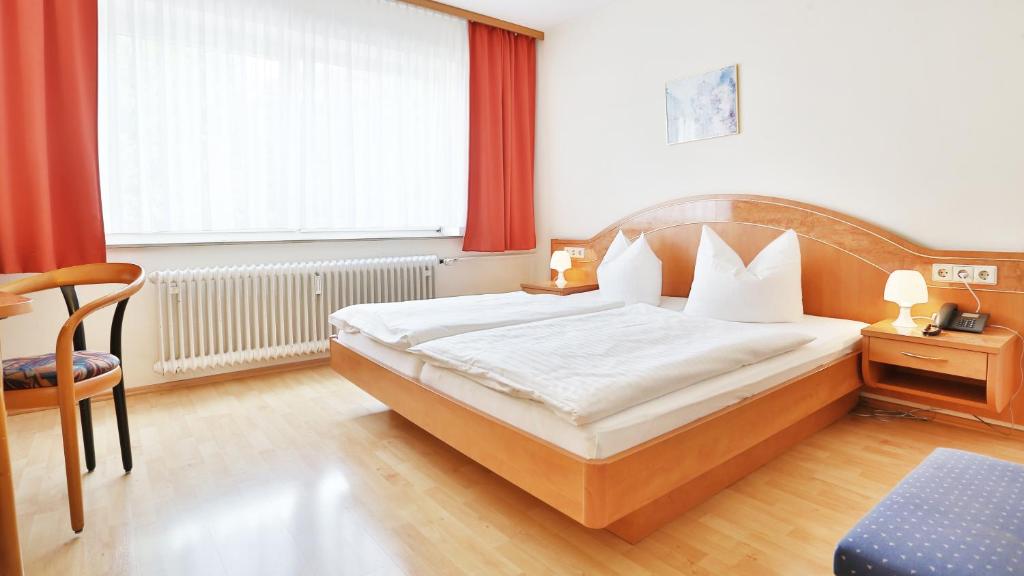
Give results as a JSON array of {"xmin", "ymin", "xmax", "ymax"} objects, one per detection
[{"xmin": 665, "ymin": 65, "xmax": 739, "ymax": 144}]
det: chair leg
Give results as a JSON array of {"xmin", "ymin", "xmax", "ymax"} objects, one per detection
[
  {"xmin": 58, "ymin": 400, "xmax": 85, "ymax": 533},
  {"xmin": 112, "ymin": 382, "xmax": 132, "ymax": 473},
  {"xmin": 79, "ymin": 399, "xmax": 96, "ymax": 472}
]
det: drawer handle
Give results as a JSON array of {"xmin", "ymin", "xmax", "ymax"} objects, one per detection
[{"xmin": 900, "ymin": 351, "xmax": 947, "ymax": 361}]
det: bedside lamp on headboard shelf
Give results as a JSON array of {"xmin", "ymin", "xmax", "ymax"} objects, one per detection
[
  {"xmin": 884, "ymin": 270, "xmax": 929, "ymax": 329},
  {"xmin": 550, "ymin": 250, "xmax": 572, "ymax": 288}
]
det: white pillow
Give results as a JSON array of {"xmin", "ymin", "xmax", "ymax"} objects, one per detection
[
  {"xmin": 684, "ymin": 226, "xmax": 803, "ymax": 322},
  {"xmin": 597, "ymin": 232, "xmax": 662, "ymax": 305},
  {"xmin": 599, "ymin": 230, "xmax": 631, "ymax": 269},
  {"xmin": 596, "ymin": 231, "xmax": 630, "ymax": 301}
]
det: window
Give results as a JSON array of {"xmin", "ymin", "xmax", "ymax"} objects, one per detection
[{"xmin": 98, "ymin": 0, "xmax": 468, "ymax": 244}]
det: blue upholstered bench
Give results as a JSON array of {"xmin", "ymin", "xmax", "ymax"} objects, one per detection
[{"xmin": 834, "ymin": 448, "xmax": 1024, "ymax": 575}]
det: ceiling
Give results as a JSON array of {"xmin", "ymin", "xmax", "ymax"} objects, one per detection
[{"xmin": 444, "ymin": 0, "xmax": 613, "ymax": 31}]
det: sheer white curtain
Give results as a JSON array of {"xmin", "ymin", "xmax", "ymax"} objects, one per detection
[{"xmin": 98, "ymin": 0, "xmax": 468, "ymax": 242}]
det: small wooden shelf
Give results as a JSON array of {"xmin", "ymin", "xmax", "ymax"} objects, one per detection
[
  {"xmin": 868, "ymin": 368, "xmax": 988, "ymax": 409},
  {"xmin": 862, "ymin": 319, "xmax": 1016, "ymax": 413},
  {"xmin": 520, "ymin": 281, "xmax": 598, "ymax": 296}
]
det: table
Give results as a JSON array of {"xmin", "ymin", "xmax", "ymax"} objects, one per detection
[{"xmin": 0, "ymin": 291, "xmax": 30, "ymax": 576}]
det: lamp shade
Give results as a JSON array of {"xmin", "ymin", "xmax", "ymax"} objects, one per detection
[
  {"xmin": 549, "ymin": 250, "xmax": 571, "ymax": 273},
  {"xmin": 883, "ymin": 270, "xmax": 928, "ymax": 306}
]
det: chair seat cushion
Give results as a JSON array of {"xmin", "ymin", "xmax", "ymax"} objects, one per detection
[
  {"xmin": 834, "ymin": 448, "xmax": 1024, "ymax": 576},
  {"xmin": 3, "ymin": 351, "xmax": 120, "ymax": 391}
]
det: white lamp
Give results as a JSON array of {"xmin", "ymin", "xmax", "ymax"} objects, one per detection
[
  {"xmin": 884, "ymin": 270, "xmax": 929, "ymax": 329},
  {"xmin": 550, "ymin": 250, "xmax": 572, "ymax": 288}
]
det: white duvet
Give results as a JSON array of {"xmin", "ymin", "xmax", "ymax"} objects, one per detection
[
  {"xmin": 410, "ymin": 304, "xmax": 816, "ymax": 425},
  {"xmin": 328, "ymin": 291, "xmax": 621, "ymax": 350}
]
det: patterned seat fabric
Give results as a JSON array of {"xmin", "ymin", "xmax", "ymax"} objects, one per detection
[
  {"xmin": 834, "ymin": 447, "xmax": 1024, "ymax": 576},
  {"xmin": 3, "ymin": 352, "xmax": 120, "ymax": 391}
]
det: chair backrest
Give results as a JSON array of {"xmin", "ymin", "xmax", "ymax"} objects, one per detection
[
  {"xmin": 0, "ymin": 263, "xmax": 143, "ymax": 296},
  {"xmin": 0, "ymin": 263, "xmax": 145, "ymax": 357}
]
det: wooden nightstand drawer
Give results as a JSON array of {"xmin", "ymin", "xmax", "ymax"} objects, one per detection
[{"xmin": 868, "ymin": 338, "xmax": 987, "ymax": 381}]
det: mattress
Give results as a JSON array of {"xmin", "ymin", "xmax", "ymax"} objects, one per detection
[
  {"xmin": 337, "ymin": 331, "xmax": 424, "ymax": 380},
  {"xmin": 334, "ymin": 295, "xmax": 691, "ymax": 381},
  {"xmin": 418, "ymin": 314, "xmax": 866, "ymax": 459}
]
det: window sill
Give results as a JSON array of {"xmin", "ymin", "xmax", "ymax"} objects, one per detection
[{"xmin": 105, "ymin": 228, "xmax": 464, "ymax": 248}]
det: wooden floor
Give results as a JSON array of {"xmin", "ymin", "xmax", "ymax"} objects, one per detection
[{"xmin": 7, "ymin": 366, "xmax": 1024, "ymax": 575}]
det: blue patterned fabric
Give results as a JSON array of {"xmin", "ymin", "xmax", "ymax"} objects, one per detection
[
  {"xmin": 3, "ymin": 351, "xmax": 120, "ymax": 391},
  {"xmin": 835, "ymin": 448, "xmax": 1024, "ymax": 575}
]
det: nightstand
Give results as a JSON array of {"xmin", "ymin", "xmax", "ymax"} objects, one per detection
[
  {"xmin": 862, "ymin": 319, "xmax": 1017, "ymax": 412},
  {"xmin": 520, "ymin": 281, "xmax": 598, "ymax": 296}
]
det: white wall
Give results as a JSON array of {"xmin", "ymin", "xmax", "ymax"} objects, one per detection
[
  {"xmin": 533, "ymin": 0, "xmax": 1024, "ymax": 278},
  {"xmin": 0, "ymin": 239, "xmax": 529, "ymax": 389}
]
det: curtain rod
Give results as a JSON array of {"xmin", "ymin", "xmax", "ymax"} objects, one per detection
[{"xmin": 398, "ymin": 0, "xmax": 545, "ymax": 40}]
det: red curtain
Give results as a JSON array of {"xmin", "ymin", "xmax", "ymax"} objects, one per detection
[
  {"xmin": 0, "ymin": 0, "xmax": 106, "ymax": 273},
  {"xmin": 463, "ymin": 22, "xmax": 536, "ymax": 252}
]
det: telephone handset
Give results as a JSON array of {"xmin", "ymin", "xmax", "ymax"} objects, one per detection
[{"xmin": 930, "ymin": 303, "xmax": 989, "ymax": 334}]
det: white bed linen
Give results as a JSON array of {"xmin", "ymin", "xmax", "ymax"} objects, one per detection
[
  {"xmin": 418, "ymin": 314, "xmax": 865, "ymax": 459},
  {"xmin": 329, "ymin": 290, "xmax": 621, "ymax": 349},
  {"xmin": 335, "ymin": 296, "xmax": 690, "ymax": 380},
  {"xmin": 411, "ymin": 304, "xmax": 816, "ymax": 425}
]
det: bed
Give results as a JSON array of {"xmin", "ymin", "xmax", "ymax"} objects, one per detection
[{"xmin": 330, "ymin": 194, "xmax": 1023, "ymax": 542}]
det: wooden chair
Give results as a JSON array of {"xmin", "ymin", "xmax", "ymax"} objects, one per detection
[{"xmin": 0, "ymin": 263, "xmax": 144, "ymax": 533}]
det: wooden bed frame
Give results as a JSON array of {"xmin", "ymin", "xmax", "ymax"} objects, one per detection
[{"xmin": 331, "ymin": 194, "xmax": 1024, "ymax": 543}]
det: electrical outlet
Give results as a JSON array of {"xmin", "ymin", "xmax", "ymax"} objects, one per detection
[
  {"xmin": 952, "ymin": 265, "xmax": 975, "ymax": 282},
  {"xmin": 933, "ymin": 263, "xmax": 998, "ymax": 285},
  {"xmin": 564, "ymin": 246, "xmax": 586, "ymax": 259},
  {"xmin": 974, "ymin": 265, "xmax": 998, "ymax": 285},
  {"xmin": 932, "ymin": 264, "xmax": 954, "ymax": 282}
]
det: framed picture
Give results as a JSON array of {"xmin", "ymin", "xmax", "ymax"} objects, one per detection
[{"xmin": 665, "ymin": 65, "xmax": 739, "ymax": 144}]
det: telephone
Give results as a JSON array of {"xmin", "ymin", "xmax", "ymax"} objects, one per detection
[{"xmin": 928, "ymin": 303, "xmax": 989, "ymax": 334}]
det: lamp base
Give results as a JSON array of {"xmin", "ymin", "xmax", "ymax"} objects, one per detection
[
  {"xmin": 555, "ymin": 271, "xmax": 567, "ymax": 289},
  {"xmin": 891, "ymin": 306, "xmax": 917, "ymax": 329}
]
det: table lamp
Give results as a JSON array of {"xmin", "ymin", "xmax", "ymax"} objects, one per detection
[
  {"xmin": 550, "ymin": 250, "xmax": 572, "ymax": 288},
  {"xmin": 884, "ymin": 270, "xmax": 928, "ymax": 329}
]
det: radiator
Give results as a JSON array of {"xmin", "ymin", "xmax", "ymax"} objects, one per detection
[{"xmin": 149, "ymin": 256, "xmax": 437, "ymax": 374}]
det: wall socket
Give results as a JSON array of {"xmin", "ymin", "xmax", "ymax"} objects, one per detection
[
  {"xmin": 952, "ymin": 265, "xmax": 975, "ymax": 282},
  {"xmin": 932, "ymin": 264, "xmax": 953, "ymax": 281},
  {"xmin": 931, "ymin": 263, "xmax": 997, "ymax": 285},
  {"xmin": 975, "ymin": 265, "xmax": 998, "ymax": 284},
  {"xmin": 564, "ymin": 246, "xmax": 586, "ymax": 259}
]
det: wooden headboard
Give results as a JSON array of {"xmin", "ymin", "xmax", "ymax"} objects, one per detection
[{"xmin": 552, "ymin": 195, "xmax": 1024, "ymax": 418}]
